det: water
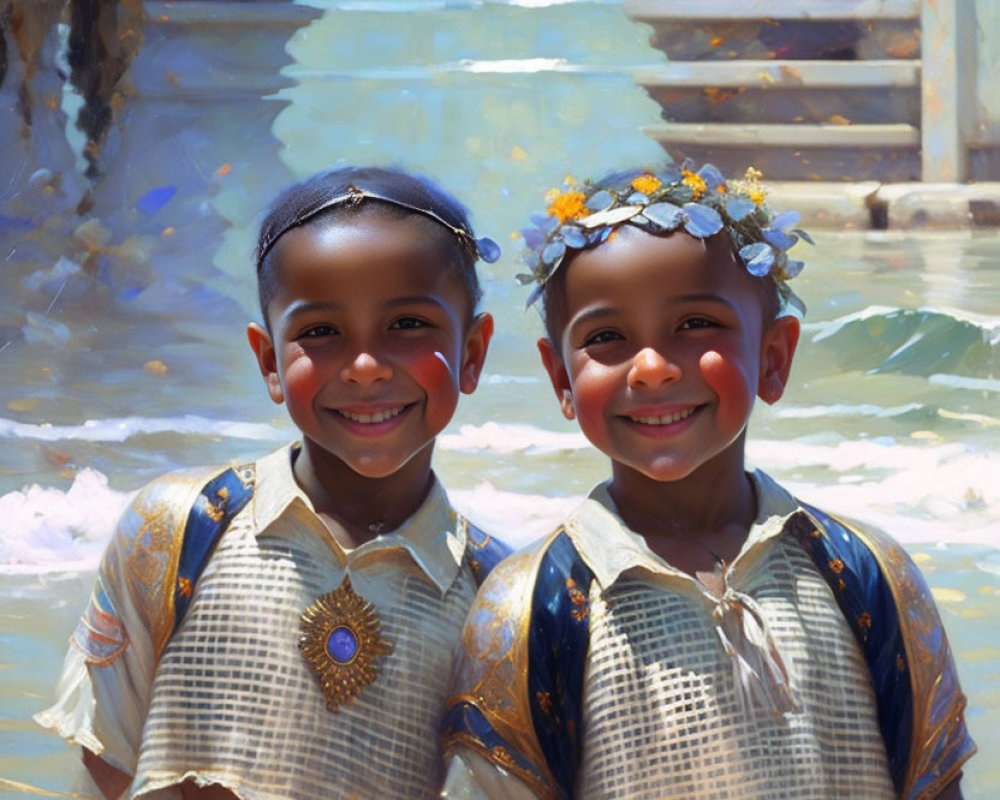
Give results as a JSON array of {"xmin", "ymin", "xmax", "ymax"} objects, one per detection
[{"xmin": 1, "ymin": 1, "xmax": 998, "ymax": 796}]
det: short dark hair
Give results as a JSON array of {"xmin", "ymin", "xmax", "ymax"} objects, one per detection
[{"xmin": 255, "ymin": 166, "xmax": 484, "ymax": 326}]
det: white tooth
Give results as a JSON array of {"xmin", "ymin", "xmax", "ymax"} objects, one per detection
[
  {"xmin": 632, "ymin": 408, "xmax": 694, "ymax": 425},
  {"xmin": 342, "ymin": 406, "xmax": 403, "ymax": 424}
]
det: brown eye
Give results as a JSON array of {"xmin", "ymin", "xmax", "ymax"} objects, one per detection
[
  {"xmin": 391, "ymin": 317, "xmax": 430, "ymax": 330},
  {"xmin": 680, "ymin": 318, "xmax": 714, "ymax": 330},
  {"xmin": 584, "ymin": 330, "xmax": 622, "ymax": 346},
  {"xmin": 301, "ymin": 325, "xmax": 336, "ymax": 338}
]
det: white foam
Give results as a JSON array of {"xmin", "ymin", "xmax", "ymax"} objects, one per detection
[
  {"xmin": 0, "ymin": 469, "xmax": 131, "ymax": 574},
  {"xmin": 451, "ymin": 483, "xmax": 581, "ymax": 549},
  {"xmin": 438, "ymin": 421, "xmax": 589, "ymax": 454},
  {"xmin": 775, "ymin": 402, "xmax": 923, "ymax": 419},
  {"xmin": 749, "ymin": 438, "xmax": 1000, "ymax": 545},
  {"xmin": 929, "ymin": 373, "xmax": 1000, "ymax": 393},
  {"xmin": 0, "ymin": 414, "xmax": 288, "ymax": 443}
]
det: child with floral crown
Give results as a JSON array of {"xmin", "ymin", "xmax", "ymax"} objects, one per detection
[
  {"xmin": 35, "ymin": 165, "xmax": 510, "ymax": 800},
  {"xmin": 441, "ymin": 163, "xmax": 974, "ymax": 800}
]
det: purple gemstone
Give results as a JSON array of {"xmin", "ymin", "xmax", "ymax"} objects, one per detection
[{"xmin": 326, "ymin": 626, "xmax": 358, "ymax": 664}]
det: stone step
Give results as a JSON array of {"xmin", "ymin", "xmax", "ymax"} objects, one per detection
[
  {"xmin": 634, "ymin": 60, "xmax": 919, "ymax": 89},
  {"xmin": 643, "ymin": 121, "xmax": 919, "ymax": 148},
  {"xmin": 624, "ymin": 0, "xmax": 919, "ymax": 22},
  {"xmin": 764, "ymin": 180, "xmax": 1000, "ymax": 229}
]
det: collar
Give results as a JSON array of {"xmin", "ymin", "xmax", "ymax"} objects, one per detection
[
  {"xmin": 252, "ymin": 444, "xmax": 467, "ymax": 596},
  {"xmin": 563, "ymin": 470, "xmax": 801, "ymax": 589}
]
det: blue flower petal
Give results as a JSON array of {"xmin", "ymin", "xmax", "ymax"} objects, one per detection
[
  {"xmin": 641, "ymin": 202, "xmax": 683, "ymax": 230},
  {"xmin": 771, "ymin": 209, "xmax": 801, "ymax": 230},
  {"xmin": 627, "ymin": 192, "xmax": 648, "ymax": 204},
  {"xmin": 697, "ymin": 163, "xmax": 726, "ymax": 190},
  {"xmin": 724, "ymin": 196, "xmax": 756, "ymax": 222},
  {"xmin": 784, "ymin": 259, "xmax": 805, "ymax": 278},
  {"xmin": 585, "ymin": 190, "xmax": 615, "ymax": 211},
  {"xmin": 521, "ymin": 227, "xmax": 544, "ymax": 250},
  {"xmin": 136, "ymin": 185, "xmax": 177, "ymax": 216},
  {"xmin": 476, "ymin": 237, "xmax": 501, "ymax": 263},
  {"xmin": 682, "ymin": 203, "xmax": 724, "ymax": 237},
  {"xmin": 763, "ymin": 228, "xmax": 798, "ymax": 251},
  {"xmin": 542, "ymin": 240, "xmax": 566, "ymax": 265},
  {"xmin": 561, "ymin": 226, "xmax": 587, "ymax": 249},
  {"xmin": 739, "ymin": 242, "xmax": 775, "ymax": 276},
  {"xmin": 530, "ymin": 214, "xmax": 560, "ymax": 234},
  {"xmin": 656, "ymin": 164, "xmax": 683, "ymax": 184},
  {"xmin": 589, "ymin": 227, "xmax": 612, "ymax": 246}
]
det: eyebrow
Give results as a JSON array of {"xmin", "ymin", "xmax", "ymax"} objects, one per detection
[
  {"xmin": 568, "ymin": 293, "xmax": 735, "ymax": 330},
  {"xmin": 282, "ymin": 300, "xmax": 341, "ymax": 322},
  {"xmin": 281, "ymin": 295, "xmax": 446, "ymax": 323},
  {"xmin": 383, "ymin": 295, "xmax": 448, "ymax": 311}
]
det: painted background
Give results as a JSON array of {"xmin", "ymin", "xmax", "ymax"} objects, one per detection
[{"xmin": 1, "ymin": 1, "xmax": 998, "ymax": 797}]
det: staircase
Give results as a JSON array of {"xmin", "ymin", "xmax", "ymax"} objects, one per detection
[{"xmin": 624, "ymin": 0, "xmax": 983, "ymax": 188}]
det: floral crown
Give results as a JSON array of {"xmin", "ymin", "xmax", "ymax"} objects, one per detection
[{"xmin": 517, "ymin": 161, "xmax": 812, "ymax": 314}]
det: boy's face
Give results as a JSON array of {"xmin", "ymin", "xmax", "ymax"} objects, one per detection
[
  {"xmin": 248, "ymin": 211, "xmax": 492, "ymax": 479},
  {"xmin": 539, "ymin": 227, "xmax": 799, "ymax": 485}
]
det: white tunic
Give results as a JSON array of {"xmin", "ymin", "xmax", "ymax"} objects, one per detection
[
  {"xmin": 38, "ymin": 444, "xmax": 482, "ymax": 800},
  {"xmin": 444, "ymin": 471, "xmax": 895, "ymax": 800}
]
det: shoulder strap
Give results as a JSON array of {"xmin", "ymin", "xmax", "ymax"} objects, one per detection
[
  {"xmin": 172, "ymin": 464, "xmax": 256, "ymax": 631},
  {"xmin": 443, "ymin": 530, "xmax": 592, "ymax": 800},
  {"xmin": 791, "ymin": 506, "xmax": 911, "ymax": 792},
  {"xmin": 794, "ymin": 504, "xmax": 976, "ymax": 800},
  {"xmin": 526, "ymin": 531, "xmax": 594, "ymax": 800}
]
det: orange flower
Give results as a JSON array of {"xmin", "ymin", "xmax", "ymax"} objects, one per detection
[
  {"xmin": 630, "ymin": 173, "xmax": 662, "ymax": 194},
  {"xmin": 546, "ymin": 189, "xmax": 587, "ymax": 223},
  {"xmin": 749, "ymin": 187, "xmax": 766, "ymax": 205},
  {"xmin": 681, "ymin": 169, "xmax": 707, "ymax": 199}
]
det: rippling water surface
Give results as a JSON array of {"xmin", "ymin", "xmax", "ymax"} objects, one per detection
[{"xmin": 1, "ymin": 1, "xmax": 997, "ymax": 797}]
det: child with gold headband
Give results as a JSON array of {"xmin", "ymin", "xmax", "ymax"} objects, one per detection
[
  {"xmin": 35, "ymin": 166, "xmax": 510, "ymax": 800},
  {"xmin": 441, "ymin": 163, "xmax": 974, "ymax": 800}
]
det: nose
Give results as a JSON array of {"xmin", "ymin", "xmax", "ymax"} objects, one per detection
[
  {"xmin": 628, "ymin": 347, "xmax": 681, "ymax": 389},
  {"xmin": 341, "ymin": 350, "xmax": 393, "ymax": 386}
]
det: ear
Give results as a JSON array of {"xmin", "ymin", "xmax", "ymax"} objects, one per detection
[
  {"xmin": 247, "ymin": 322, "xmax": 285, "ymax": 405},
  {"xmin": 459, "ymin": 312, "xmax": 494, "ymax": 394},
  {"xmin": 537, "ymin": 337, "xmax": 575, "ymax": 420},
  {"xmin": 758, "ymin": 314, "xmax": 800, "ymax": 405}
]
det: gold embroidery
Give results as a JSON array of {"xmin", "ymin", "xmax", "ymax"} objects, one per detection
[
  {"xmin": 446, "ymin": 540, "xmax": 563, "ymax": 795},
  {"xmin": 566, "ymin": 577, "xmax": 589, "ymax": 621},
  {"xmin": 299, "ymin": 576, "xmax": 393, "ymax": 712},
  {"xmin": 813, "ymin": 513, "xmax": 977, "ymax": 798}
]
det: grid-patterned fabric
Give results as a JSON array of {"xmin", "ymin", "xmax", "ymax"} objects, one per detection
[
  {"xmin": 132, "ymin": 505, "xmax": 478, "ymax": 800},
  {"xmin": 578, "ymin": 536, "xmax": 895, "ymax": 800}
]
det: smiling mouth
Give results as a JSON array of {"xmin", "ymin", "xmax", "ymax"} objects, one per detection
[
  {"xmin": 628, "ymin": 407, "xmax": 697, "ymax": 425},
  {"xmin": 334, "ymin": 405, "xmax": 408, "ymax": 424}
]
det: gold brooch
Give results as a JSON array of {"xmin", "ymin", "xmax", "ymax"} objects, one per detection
[{"xmin": 298, "ymin": 576, "xmax": 393, "ymax": 711}]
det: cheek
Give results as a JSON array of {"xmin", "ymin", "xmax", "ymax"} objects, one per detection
[
  {"xmin": 407, "ymin": 349, "xmax": 457, "ymax": 396},
  {"xmin": 699, "ymin": 349, "xmax": 756, "ymax": 431},
  {"xmin": 405, "ymin": 349, "xmax": 461, "ymax": 427},
  {"xmin": 280, "ymin": 355, "xmax": 325, "ymax": 416},
  {"xmin": 569, "ymin": 365, "xmax": 617, "ymax": 442}
]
